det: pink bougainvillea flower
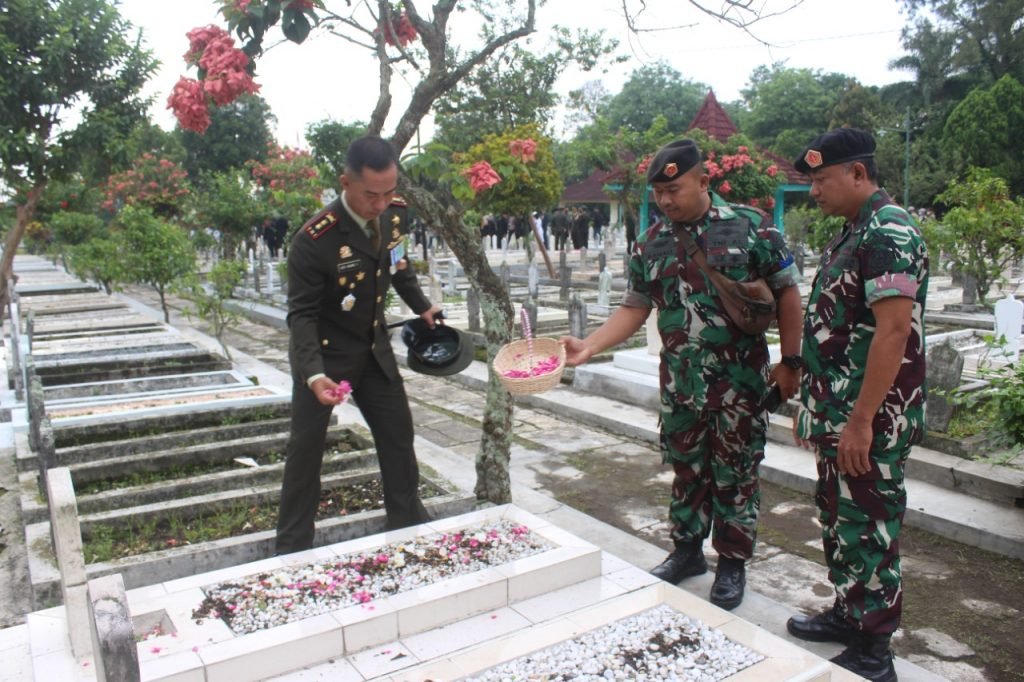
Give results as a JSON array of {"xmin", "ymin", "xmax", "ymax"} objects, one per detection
[
  {"xmin": 463, "ymin": 161, "xmax": 501, "ymax": 193},
  {"xmin": 719, "ymin": 180, "xmax": 733, "ymax": 195},
  {"xmin": 501, "ymin": 354, "xmax": 561, "ymax": 379},
  {"xmin": 636, "ymin": 154, "xmax": 653, "ymax": 175}
]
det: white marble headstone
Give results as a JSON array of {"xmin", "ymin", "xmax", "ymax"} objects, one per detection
[
  {"xmin": 994, "ymin": 294, "xmax": 1023, "ymax": 360},
  {"xmin": 597, "ymin": 267, "xmax": 612, "ymax": 307}
]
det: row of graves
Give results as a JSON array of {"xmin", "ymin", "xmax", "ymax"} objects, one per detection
[{"xmin": 2, "ymin": 257, "xmax": 848, "ymax": 680}]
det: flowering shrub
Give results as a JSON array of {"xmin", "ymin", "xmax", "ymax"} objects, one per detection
[
  {"xmin": 459, "ymin": 124, "xmax": 561, "ymax": 216},
  {"xmin": 248, "ymin": 143, "xmax": 324, "ymax": 234},
  {"xmin": 169, "ymin": 25, "xmax": 260, "ymax": 133},
  {"xmin": 249, "ymin": 143, "xmax": 320, "ymax": 191},
  {"xmin": 687, "ymin": 132, "xmax": 781, "ymax": 209},
  {"xmin": 101, "ymin": 154, "xmax": 190, "ymax": 218}
]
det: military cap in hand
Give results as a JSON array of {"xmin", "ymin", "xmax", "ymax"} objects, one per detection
[
  {"xmin": 647, "ymin": 139, "xmax": 702, "ymax": 183},
  {"xmin": 794, "ymin": 127, "xmax": 876, "ymax": 174}
]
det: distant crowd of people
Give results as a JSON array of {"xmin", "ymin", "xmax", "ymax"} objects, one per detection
[{"xmin": 479, "ymin": 206, "xmax": 613, "ymax": 252}]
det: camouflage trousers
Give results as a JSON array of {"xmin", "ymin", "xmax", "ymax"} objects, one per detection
[
  {"xmin": 661, "ymin": 401, "xmax": 766, "ymax": 560},
  {"xmin": 814, "ymin": 447, "xmax": 909, "ymax": 636}
]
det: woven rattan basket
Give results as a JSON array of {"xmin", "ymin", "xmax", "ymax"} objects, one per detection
[{"xmin": 494, "ymin": 337, "xmax": 566, "ymax": 395}]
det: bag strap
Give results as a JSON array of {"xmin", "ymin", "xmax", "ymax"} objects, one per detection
[
  {"xmin": 672, "ymin": 224, "xmax": 774, "ymax": 314},
  {"xmin": 673, "ymin": 225, "xmax": 739, "ymax": 295}
]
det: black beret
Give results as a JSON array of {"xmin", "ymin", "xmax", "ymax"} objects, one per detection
[
  {"xmin": 647, "ymin": 139, "xmax": 702, "ymax": 183},
  {"xmin": 794, "ymin": 128, "xmax": 876, "ymax": 174}
]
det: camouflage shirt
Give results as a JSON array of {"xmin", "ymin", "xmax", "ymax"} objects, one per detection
[
  {"xmin": 624, "ymin": 192, "xmax": 800, "ymax": 411},
  {"xmin": 796, "ymin": 189, "xmax": 929, "ymax": 454}
]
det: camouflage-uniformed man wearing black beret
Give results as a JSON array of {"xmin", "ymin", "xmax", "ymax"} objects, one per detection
[
  {"xmin": 561, "ymin": 139, "xmax": 803, "ymax": 610},
  {"xmin": 275, "ymin": 136, "xmax": 441, "ymax": 555},
  {"xmin": 786, "ymin": 128, "xmax": 927, "ymax": 682}
]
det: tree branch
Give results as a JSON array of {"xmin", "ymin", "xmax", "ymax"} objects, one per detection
[{"xmin": 620, "ymin": 0, "xmax": 807, "ymax": 45}]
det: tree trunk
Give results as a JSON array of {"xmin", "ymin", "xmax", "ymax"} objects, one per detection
[
  {"xmin": 156, "ymin": 285, "xmax": 170, "ymax": 323},
  {"xmin": 0, "ymin": 183, "xmax": 46, "ymax": 309},
  {"xmin": 401, "ymin": 181, "xmax": 515, "ymax": 504}
]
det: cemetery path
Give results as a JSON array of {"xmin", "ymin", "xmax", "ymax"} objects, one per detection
[{"xmin": 46, "ymin": 286, "xmax": 1021, "ymax": 681}]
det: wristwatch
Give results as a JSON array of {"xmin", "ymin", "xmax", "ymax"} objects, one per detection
[{"xmin": 780, "ymin": 355, "xmax": 804, "ymax": 370}]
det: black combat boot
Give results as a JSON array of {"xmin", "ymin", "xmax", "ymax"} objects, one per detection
[
  {"xmin": 830, "ymin": 633, "xmax": 898, "ymax": 682},
  {"xmin": 649, "ymin": 539, "xmax": 707, "ymax": 584},
  {"xmin": 787, "ymin": 600, "xmax": 857, "ymax": 644},
  {"xmin": 709, "ymin": 556, "xmax": 746, "ymax": 610}
]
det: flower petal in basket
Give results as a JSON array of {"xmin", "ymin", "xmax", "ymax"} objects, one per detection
[{"xmin": 493, "ymin": 337, "xmax": 566, "ymax": 395}]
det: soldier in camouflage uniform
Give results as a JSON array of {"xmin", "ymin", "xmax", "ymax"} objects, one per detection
[
  {"xmin": 561, "ymin": 140, "xmax": 803, "ymax": 610},
  {"xmin": 786, "ymin": 128, "xmax": 927, "ymax": 682}
]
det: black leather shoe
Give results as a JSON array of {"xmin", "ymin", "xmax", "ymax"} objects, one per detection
[
  {"xmin": 709, "ymin": 557, "xmax": 745, "ymax": 610},
  {"xmin": 649, "ymin": 541, "xmax": 707, "ymax": 584},
  {"xmin": 830, "ymin": 634, "xmax": 898, "ymax": 682},
  {"xmin": 787, "ymin": 601, "xmax": 857, "ymax": 644}
]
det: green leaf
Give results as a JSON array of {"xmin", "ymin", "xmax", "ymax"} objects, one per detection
[{"xmin": 282, "ymin": 12, "xmax": 311, "ymax": 44}]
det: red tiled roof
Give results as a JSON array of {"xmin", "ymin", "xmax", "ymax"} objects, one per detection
[
  {"xmin": 686, "ymin": 91, "xmax": 738, "ymax": 143},
  {"xmin": 561, "ymin": 168, "xmax": 617, "ymax": 203}
]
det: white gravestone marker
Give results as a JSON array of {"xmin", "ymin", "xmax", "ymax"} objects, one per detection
[{"xmin": 994, "ymin": 294, "xmax": 1023, "ymax": 361}]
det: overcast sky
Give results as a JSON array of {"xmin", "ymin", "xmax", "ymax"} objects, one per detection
[{"xmin": 117, "ymin": 0, "xmax": 912, "ymax": 148}]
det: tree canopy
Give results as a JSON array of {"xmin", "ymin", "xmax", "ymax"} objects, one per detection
[{"xmin": 0, "ymin": 0, "xmax": 156, "ymax": 305}]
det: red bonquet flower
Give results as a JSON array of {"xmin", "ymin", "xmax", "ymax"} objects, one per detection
[
  {"xmin": 377, "ymin": 11, "xmax": 418, "ymax": 46},
  {"xmin": 171, "ymin": 25, "xmax": 260, "ymax": 132},
  {"xmin": 463, "ymin": 161, "xmax": 501, "ymax": 193},
  {"xmin": 508, "ymin": 138, "xmax": 537, "ymax": 163}
]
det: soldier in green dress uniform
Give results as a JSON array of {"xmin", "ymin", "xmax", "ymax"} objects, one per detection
[{"xmin": 275, "ymin": 136, "xmax": 441, "ymax": 555}]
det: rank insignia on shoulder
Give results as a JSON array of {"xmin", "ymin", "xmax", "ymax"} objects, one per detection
[
  {"xmin": 390, "ymin": 195, "xmax": 407, "ymax": 207},
  {"xmin": 391, "ymin": 215, "xmax": 401, "ymax": 226},
  {"xmin": 304, "ymin": 211, "xmax": 337, "ymax": 240},
  {"xmin": 391, "ymin": 227, "xmax": 400, "ymax": 239}
]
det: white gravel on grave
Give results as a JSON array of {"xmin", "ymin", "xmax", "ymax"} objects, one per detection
[
  {"xmin": 192, "ymin": 520, "xmax": 553, "ymax": 634},
  {"xmin": 463, "ymin": 604, "xmax": 764, "ymax": 682}
]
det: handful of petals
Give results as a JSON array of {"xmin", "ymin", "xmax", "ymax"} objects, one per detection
[{"xmin": 327, "ymin": 380, "xmax": 352, "ymax": 403}]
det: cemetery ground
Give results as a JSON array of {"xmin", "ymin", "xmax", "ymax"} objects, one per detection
[
  {"xmin": 100, "ymin": 284, "xmax": 1024, "ymax": 681},
  {"xmin": 1, "ymin": 276, "xmax": 1021, "ymax": 681}
]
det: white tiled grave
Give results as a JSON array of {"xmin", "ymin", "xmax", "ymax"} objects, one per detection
[
  {"xmin": 387, "ymin": 581, "xmax": 834, "ymax": 681},
  {"xmin": 22, "ymin": 505, "xmax": 838, "ymax": 681},
  {"xmin": 25, "ymin": 505, "xmax": 601, "ymax": 682}
]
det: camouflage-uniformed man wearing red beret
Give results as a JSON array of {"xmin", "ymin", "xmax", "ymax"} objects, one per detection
[
  {"xmin": 561, "ymin": 139, "xmax": 803, "ymax": 610},
  {"xmin": 786, "ymin": 128, "xmax": 928, "ymax": 682}
]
